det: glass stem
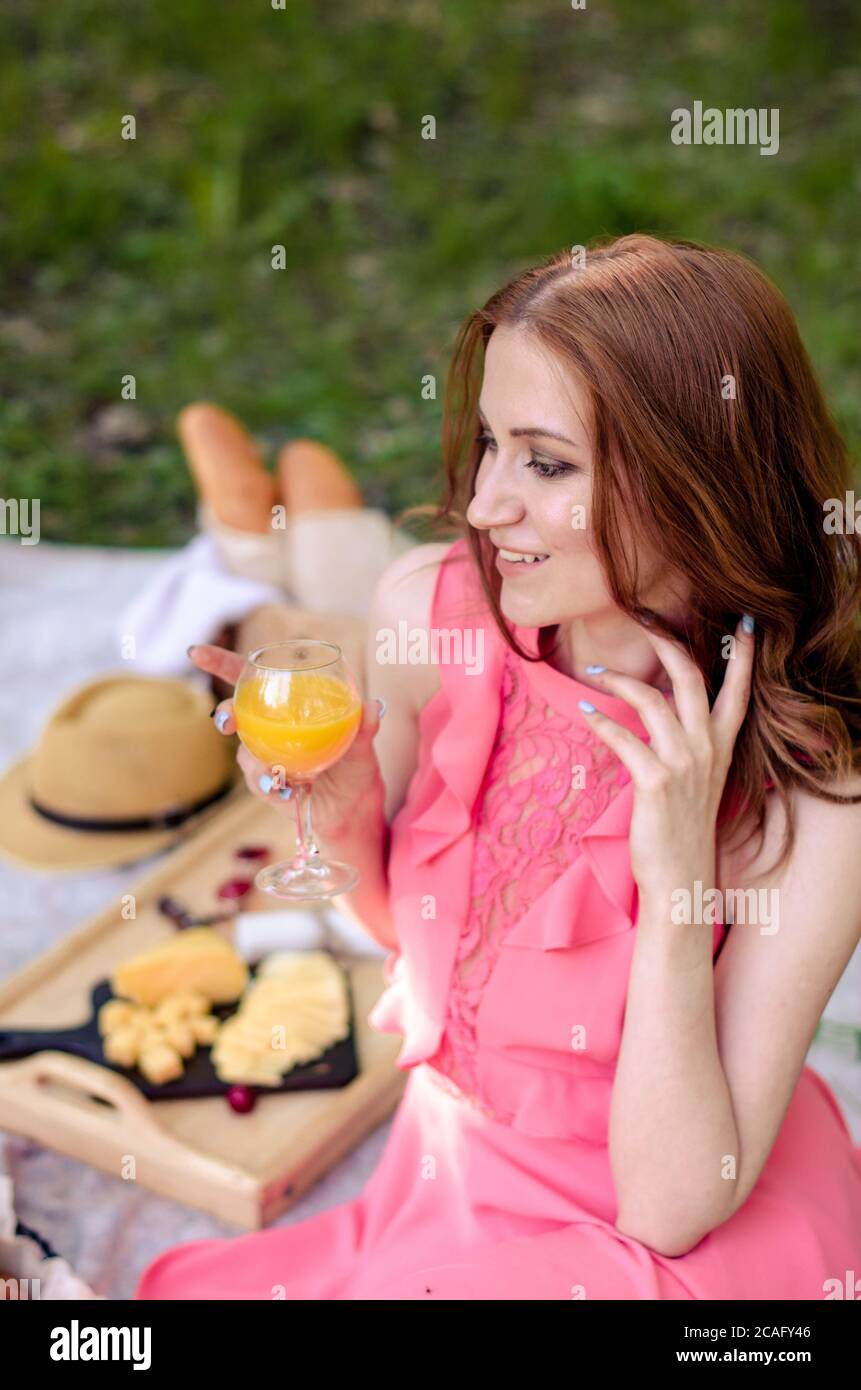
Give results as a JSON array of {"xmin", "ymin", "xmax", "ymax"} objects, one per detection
[{"xmin": 290, "ymin": 781, "xmax": 320, "ymax": 868}]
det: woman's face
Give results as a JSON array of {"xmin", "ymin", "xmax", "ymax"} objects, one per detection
[{"xmin": 465, "ymin": 325, "xmax": 678, "ymax": 643}]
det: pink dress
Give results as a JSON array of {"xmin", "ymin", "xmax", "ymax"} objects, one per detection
[{"xmin": 135, "ymin": 537, "xmax": 861, "ymax": 1300}]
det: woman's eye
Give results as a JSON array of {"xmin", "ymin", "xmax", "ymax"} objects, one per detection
[
  {"xmin": 526, "ymin": 456, "xmax": 574, "ymax": 480},
  {"xmin": 476, "ymin": 430, "xmax": 574, "ymax": 480}
]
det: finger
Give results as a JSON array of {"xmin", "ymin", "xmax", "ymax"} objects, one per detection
[
  {"xmin": 581, "ymin": 668, "xmax": 687, "ymax": 764},
  {"xmin": 212, "ymin": 698, "xmax": 235, "ymax": 735},
  {"xmin": 577, "ymin": 700, "xmax": 665, "ymax": 785},
  {"xmin": 340, "ymin": 697, "xmax": 386, "ymax": 762},
  {"xmin": 237, "ymin": 743, "xmax": 267, "ymax": 787},
  {"xmin": 237, "ymin": 744, "xmax": 293, "ymax": 801},
  {"xmin": 637, "ymin": 626, "xmax": 711, "ymax": 736},
  {"xmin": 711, "ymin": 615, "xmax": 755, "ymax": 746},
  {"xmin": 188, "ymin": 643, "xmax": 245, "ymax": 685},
  {"xmin": 237, "ymin": 743, "xmax": 263, "ymax": 791}
]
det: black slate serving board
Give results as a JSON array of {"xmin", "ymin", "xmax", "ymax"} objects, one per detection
[{"xmin": 0, "ymin": 962, "xmax": 359, "ymax": 1101}]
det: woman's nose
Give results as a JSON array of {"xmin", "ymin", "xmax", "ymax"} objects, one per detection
[{"xmin": 467, "ymin": 457, "xmax": 524, "ymax": 531}]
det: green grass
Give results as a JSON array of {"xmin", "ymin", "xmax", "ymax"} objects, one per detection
[{"xmin": 0, "ymin": 0, "xmax": 858, "ymax": 544}]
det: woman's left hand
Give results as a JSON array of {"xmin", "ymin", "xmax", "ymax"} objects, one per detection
[{"xmin": 578, "ymin": 616, "xmax": 755, "ymax": 908}]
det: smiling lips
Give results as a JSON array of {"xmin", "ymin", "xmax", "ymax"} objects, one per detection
[{"xmin": 496, "ymin": 547, "xmax": 550, "ymax": 572}]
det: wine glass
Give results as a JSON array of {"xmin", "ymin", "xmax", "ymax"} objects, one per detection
[{"xmin": 233, "ymin": 640, "xmax": 363, "ymax": 900}]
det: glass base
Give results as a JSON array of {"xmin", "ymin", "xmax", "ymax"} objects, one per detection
[{"xmin": 254, "ymin": 855, "xmax": 360, "ymax": 902}]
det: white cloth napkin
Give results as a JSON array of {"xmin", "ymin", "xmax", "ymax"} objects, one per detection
[
  {"xmin": 114, "ymin": 532, "xmax": 285, "ymax": 677},
  {"xmin": 233, "ymin": 904, "xmax": 389, "ymax": 962}
]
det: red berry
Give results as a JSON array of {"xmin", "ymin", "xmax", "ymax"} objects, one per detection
[
  {"xmin": 226, "ymin": 1085, "xmax": 256, "ymax": 1114},
  {"xmin": 216, "ymin": 877, "xmax": 253, "ymax": 900}
]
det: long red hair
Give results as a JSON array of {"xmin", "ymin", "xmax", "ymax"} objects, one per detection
[{"xmin": 398, "ymin": 233, "xmax": 861, "ymax": 869}]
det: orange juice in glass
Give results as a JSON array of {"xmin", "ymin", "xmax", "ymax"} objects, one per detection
[{"xmin": 233, "ymin": 641, "xmax": 362, "ymax": 900}]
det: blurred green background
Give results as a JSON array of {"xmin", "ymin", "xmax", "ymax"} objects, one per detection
[{"xmin": 0, "ymin": 0, "xmax": 858, "ymax": 545}]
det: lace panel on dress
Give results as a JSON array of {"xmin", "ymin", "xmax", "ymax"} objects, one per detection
[{"xmin": 426, "ymin": 649, "xmax": 630, "ymax": 1121}]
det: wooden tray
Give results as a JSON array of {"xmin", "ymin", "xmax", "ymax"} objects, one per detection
[{"xmin": 0, "ymin": 791, "xmax": 407, "ymax": 1228}]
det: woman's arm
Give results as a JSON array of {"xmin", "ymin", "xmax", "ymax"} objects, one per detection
[
  {"xmin": 611, "ymin": 787, "xmax": 861, "ymax": 1258},
  {"xmin": 317, "ymin": 781, "xmax": 396, "ymax": 951},
  {"xmin": 581, "ymin": 619, "xmax": 748, "ymax": 1256},
  {"xmin": 311, "ymin": 543, "xmax": 448, "ymax": 949},
  {"xmin": 609, "ymin": 867, "xmax": 740, "ymax": 1258},
  {"xmin": 192, "ymin": 544, "xmax": 445, "ymax": 955},
  {"xmin": 583, "ymin": 624, "xmax": 861, "ymax": 1257}
]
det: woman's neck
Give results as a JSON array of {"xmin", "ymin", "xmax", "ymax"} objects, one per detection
[{"xmin": 542, "ymin": 619, "xmax": 671, "ymax": 691}]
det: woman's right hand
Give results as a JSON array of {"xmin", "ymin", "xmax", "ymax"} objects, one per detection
[{"xmin": 190, "ymin": 644, "xmax": 387, "ymax": 843}]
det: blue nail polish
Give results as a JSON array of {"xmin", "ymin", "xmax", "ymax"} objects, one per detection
[
  {"xmin": 585, "ymin": 665, "xmax": 606, "ymax": 674},
  {"xmin": 742, "ymin": 614, "xmax": 755, "ymax": 634},
  {"xmin": 258, "ymin": 773, "xmax": 274, "ymax": 794},
  {"xmin": 278, "ymin": 787, "xmax": 293, "ymax": 800},
  {"xmin": 578, "ymin": 699, "xmax": 596, "ymax": 714},
  {"xmin": 375, "ymin": 697, "xmax": 387, "ymax": 720},
  {"xmin": 214, "ymin": 709, "xmax": 230, "ymax": 733}
]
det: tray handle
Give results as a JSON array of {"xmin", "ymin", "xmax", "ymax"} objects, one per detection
[
  {"xmin": 10, "ymin": 1049, "xmax": 167, "ymax": 1129},
  {"xmin": 0, "ymin": 1051, "xmax": 255, "ymax": 1195}
]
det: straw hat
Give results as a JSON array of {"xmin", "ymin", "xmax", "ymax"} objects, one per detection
[{"xmin": 0, "ymin": 675, "xmax": 240, "ymax": 872}]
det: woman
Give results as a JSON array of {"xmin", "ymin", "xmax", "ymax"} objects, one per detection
[{"xmin": 135, "ymin": 233, "xmax": 861, "ymax": 1300}]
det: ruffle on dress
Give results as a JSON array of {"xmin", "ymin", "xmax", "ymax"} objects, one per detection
[{"xmin": 367, "ymin": 537, "xmax": 727, "ymax": 1144}]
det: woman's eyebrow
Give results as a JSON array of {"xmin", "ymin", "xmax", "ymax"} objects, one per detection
[{"xmin": 477, "ymin": 404, "xmax": 581, "ymax": 449}]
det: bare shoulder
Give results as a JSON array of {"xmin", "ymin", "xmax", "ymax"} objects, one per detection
[
  {"xmin": 366, "ymin": 541, "xmax": 454, "ymax": 716},
  {"xmin": 787, "ymin": 770, "xmax": 861, "ymax": 865},
  {"xmin": 720, "ymin": 768, "xmax": 861, "ymax": 892},
  {"xmin": 373, "ymin": 539, "xmax": 453, "ymax": 606},
  {"xmin": 364, "ymin": 541, "xmax": 456, "ymax": 825}
]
